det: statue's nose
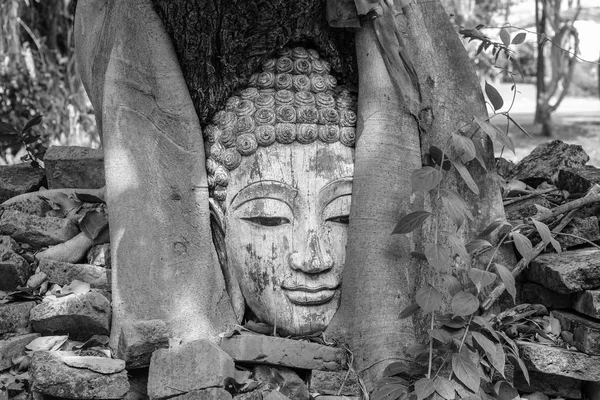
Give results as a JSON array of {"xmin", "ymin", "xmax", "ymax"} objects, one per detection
[{"xmin": 288, "ymin": 232, "xmax": 333, "ymax": 274}]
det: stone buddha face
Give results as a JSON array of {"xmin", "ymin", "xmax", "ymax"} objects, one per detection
[{"xmin": 206, "ymin": 47, "xmax": 356, "ymax": 335}]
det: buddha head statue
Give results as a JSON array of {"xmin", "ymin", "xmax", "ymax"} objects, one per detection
[{"xmin": 204, "ymin": 47, "xmax": 356, "ymax": 335}]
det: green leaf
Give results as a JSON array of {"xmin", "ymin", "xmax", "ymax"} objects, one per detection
[
  {"xmin": 465, "ymin": 239, "xmax": 492, "ymax": 254},
  {"xmin": 392, "ymin": 211, "xmax": 431, "ymax": 235},
  {"xmin": 448, "ymin": 234, "xmax": 469, "ymax": 262},
  {"xmin": 428, "ymin": 328, "xmax": 452, "ymax": 344},
  {"xmin": 451, "ymin": 133, "xmax": 476, "ymax": 163},
  {"xmin": 429, "ymin": 146, "xmax": 451, "ymax": 171},
  {"xmin": 511, "ymin": 32, "xmax": 526, "ymax": 45},
  {"xmin": 411, "ymin": 167, "xmax": 443, "ymax": 193},
  {"xmin": 451, "ymin": 291, "xmax": 480, "ymax": 316},
  {"xmin": 371, "ymin": 381, "xmax": 407, "ymax": 400},
  {"xmin": 452, "ymin": 353, "xmax": 480, "ymax": 393},
  {"xmin": 494, "ymin": 263, "xmax": 516, "ymax": 303},
  {"xmin": 0, "ymin": 121, "xmax": 19, "ymax": 135},
  {"xmin": 512, "ymin": 231, "xmax": 533, "ymax": 260},
  {"xmin": 438, "ymin": 314, "xmax": 467, "ymax": 329},
  {"xmin": 478, "ymin": 219, "xmax": 512, "ymax": 238},
  {"xmin": 506, "ymin": 114, "xmax": 531, "ymax": 138},
  {"xmin": 472, "ymin": 316, "xmax": 500, "ymax": 341},
  {"xmin": 383, "ymin": 361, "xmax": 411, "ymax": 378},
  {"xmin": 494, "ymin": 381, "xmax": 519, "ymax": 400},
  {"xmin": 484, "ymin": 81, "xmax": 504, "ymax": 111},
  {"xmin": 75, "ymin": 193, "xmax": 105, "ymax": 204},
  {"xmin": 414, "ymin": 378, "xmax": 436, "ymax": 400},
  {"xmin": 440, "ymin": 189, "xmax": 474, "ymax": 228},
  {"xmin": 425, "ymin": 243, "xmax": 450, "ymax": 270},
  {"xmin": 531, "ymin": 219, "xmax": 560, "ymax": 252},
  {"xmin": 434, "ymin": 376, "xmax": 455, "ymax": 400},
  {"xmin": 399, "ymin": 303, "xmax": 420, "ymax": 319},
  {"xmin": 473, "ymin": 116, "xmax": 498, "ymax": 141},
  {"xmin": 499, "ymin": 28, "xmax": 511, "ymax": 46},
  {"xmin": 442, "ymin": 273, "xmax": 463, "ymax": 297},
  {"xmin": 79, "ymin": 210, "xmax": 109, "ymax": 240},
  {"xmin": 508, "ymin": 353, "xmax": 530, "ymax": 385},
  {"xmin": 416, "ymin": 286, "xmax": 443, "ymax": 313},
  {"xmin": 22, "ymin": 115, "xmax": 43, "ymax": 134},
  {"xmin": 495, "ymin": 128, "xmax": 516, "ymax": 155},
  {"xmin": 468, "ymin": 269, "xmax": 497, "ymax": 293},
  {"xmin": 472, "ymin": 332, "xmax": 505, "ymax": 377},
  {"xmin": 451, "ymin": 161, "xmax": 480, "ymax": 195}
]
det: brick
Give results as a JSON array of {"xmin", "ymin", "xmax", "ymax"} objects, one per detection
[
  {"xmin": 220, "ymin": 335, "xmax": 347, "ymax": 371},
  {"xmin": 44, "ymin": 146, "xmax": 105, "ymax": 189},
  {"xmin": 116, "ymin": 319, "xmax": 169, "ymax": 369},
  {"xmin": 518, "ymin": 340, "xmax": 600, "ymax": 380},
  {"xmin": 524, "ymin": 249, "xmax": 600, "ymax": 293},
  {"xmin": 553, "ymin": 310, "xmax": 600, "ymax": 355},
  {"xmin": 0, "ymin": 333, "xmax": 40, "ymax": 370},
  {"xmin": 148, "ymin": 339, "xmax": 234, "ymax": 400},
  {"xmin": 0, "ymin": 210, "xmax": 79, "ymax": 248},
  {"xmin": 0, "ymin": 163, "xmax": 46, "ymax": 204},
  {"xmin": 514, "ymin": 370, "xmax": 581, "ymax": 399},
  {"xmin": 38, "ymin": 259, "xmax": 109, "ymax": 290},
  {"xmin": 520, "ymin": 282, "xmax": 572, "ymax": 309},
  {"xmin": 573, "ymin": 289, "xmax": 600, "ymax": 319},
  {"xmin": 0, "ymin": 301, "xmax": 36, "ymax": 334}
]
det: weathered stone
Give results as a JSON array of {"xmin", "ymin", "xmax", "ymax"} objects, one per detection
[
  {"xmin": 0, "ymin": 236, "xmax": 19, "ymax": 253},
  {"xmin": 0, "ymin": 194, "xmax": 52, "ymax": 218},
  {"xmin": 553, "ymin": 310, "xmax": 600, "ymax": 355},
  {"xmin": 171, "ymin": 388, "xmax": 232, "ymax": 400},
  {"xmin": 38, "ymin": 259, "xmax": 109, "ymax": 290},
  {"xmin": 0, "ymin": 333, "xmax": 40, "ymax": 370},
  {"xmin": 514, "ymin": 370, "xmax": 581, "ymax": 399},
  {"xmin": 87, "ymin": 243, "xmax": 111, "ymax": 267},
  {"xmin": 0, "ymin": 301, "xmax": 35, "ymax": 334},
  {"xmin": 310, "ymin": 370, "xmax": 361, "ymax": 396},
  {"xmin": 519, "ymin": 282, "xmax": 572, "ymax": 309},
  {"xmin": 494, "ymin": 157, "xmax": 515, "ymax": 179},
  {"xmin": 0, "ymin": 252, "xmax": 30, "ymax": 291},
  {"xmin": 524, "ymin": 249, "xmax": 600, "ymax": 293},
  {"xmin": 573, "ymin": 289, "xmax": 600, "ymax": 319},
  {"xmin": 148, "ymin": 339, "xmax": 235, "ymax": 400},
  {"xmin": 557, "ymin": 166, "xmax": 600, "ymax": 195},
  {"xmin": 30, "ymin": 351, "xmax": 129, "ymax": 399},
  {"xmin": 0, "ymin": 210, "xmax": 79, "ymax": 248},
  {"xmin": 558, "ymin": 216, "xmax": 600, "ymax": 249},
  {"xmin": 521, "ymin": 393, "xmax": 549, "ymax": 400},
  {"xmin": 124, "ymin": 367, "xmax": 149, "ymax": 400},
  {"xmin": 220, "ymin": 335, "xmax": 347, "ymax": 371},
  {"xmin": 44, "ymin": 146, "xmax": 105, "ymax": 189},
  {"xmin": 583, "ymin": 382, "xmax": 600, "ymax": 400},
  {"xmin": 264, "ymin": 392, "xmax": 290, "ymax": 400},
  {"xmin": 30, "ymin": 290, "xmax": 110, "ymax": 340},
  {"xmin": 504, "ymin": 197, "xmax": 553, "ymax": 221},
  {"xmin": 518, "ymin": 340, "xmax": 600, "ymax": 380},
  {"xmin": 0, "ymin": 163, "xmax": 46, "ymax": 204},
  {"xmin": 254, "ymin": 365, "xmax": 309, "ymax": 400},
  {"xmin": 508, "ymin": 140, "xmax": 589, "ymax": 187},
  {"xmin": 62, "ymin": 355, "xmax": 125, "ymax": 374},
  {"xmin": 116, "ymin": 319, "xmax": 169, "ymax": 369}
]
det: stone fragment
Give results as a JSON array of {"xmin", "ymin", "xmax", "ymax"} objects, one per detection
[
  {"xmin": 44, "ymin": 146, "xmax": 105, "ymax": 189},
  {"xmin": 29, "ymin": 290, "xmax": 110, "ymax": 340},
  {"xmin": 557, "ymin": 166, "xmax": 600, "ymax": 195},
  {"xmin": 148, "ymin": 339, "xmax": 235, "ymax": 400},
  {"xmin": 508, "ymin": 140, "xmax": 589, "ymax": 187},
  {"xmin": 494, "ymin": 157, "xmax": 515, "ymax": 179},
  {"xmin": 116, "ymin": 319, "xmax": 169, "ymax": 369},
  {"xmin": 254, "ymin": 365, "xmax": 309, "ymax": 400},
  {"xmin": 171, "ymin": 388, "xmax": 232, "ymax": 400},
  {"xmin": 61, "ymin": 355, "xmax": 125, "ymax": 374},
  {"xmin": 519, "ymin": 282, "xmax": 572, "ymax": 309},
  {"xmin": 0, "ymin": 194, "xmax": 52, "ymax": 218},
  {"xmin": 521, "ymin": 393, "xmax": 549, "ymax": 400},
  {"xmin": 310, "ymin": 370, "xmax": 361, "ymax": 396},
  {"xmin": 0, "ymin": 236, "xmax": 19, "ymax": 253},
  {"xmin": 553, "ymin": 310, "xmax": 600, "ymax": 355},
  {"xmin": 264, "ymin": 392, "xmax": 290, "ymax": 400},
  {"xmin": 0, "ymin": 301, "xmax": 35, "ymax": 334},
  {"xmin": 0, "ymin": 210, "xmax": 79, "ymax": 248},
  {"xmin": 514, "ymin": 370, "xmax": 581, "ymax": 399},
  {"xmin": 573, "ymin": 289, "xmax": 600, "ymax": 319},
  {"xmin": 0, "ymin": 163, "xmax": 46, "ymax": 204},
  {"xmin": 30, "ymin": 351, "xmax": 129, "ymax": 399},
  {"xmin": 220, "ymin": 335, "xmax": 347, "ymax": 371},
  {"xmin": 38, "ymin": 259, "xmax": 109, "ymax": 290},
  {"xmin": 87, "ymin": 243, "xmax": 111, "ymax": 267},
  {"xmin": 504, "ymin": 197, "xmax": 553, "ymax": 221},
  {"xmin": 0, "ymin": 333, "xmax": 40, "ymax": 370},
  {"xmin": 524, "ymin": 249, "xmax": 600, "ymax": 293},
  {"xmin": 518, "ymin": 340, "xmax": 600, "ymax": 380},
  {"xmin": 558, "ymin": 216, "xmax": 600, "ymax": 249},
  {"xmin": 0, "ymin": 252, "xmax": 30, "ymax": 291}
]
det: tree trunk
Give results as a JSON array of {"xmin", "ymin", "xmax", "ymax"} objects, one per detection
[{"xmin": 534, "ymin": 0, "xmax": 548, "ymax": 134}]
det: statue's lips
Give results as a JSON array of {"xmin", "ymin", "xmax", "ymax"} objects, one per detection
[{"xmin": 281, "ymin": 285, "xmax": 339, "ymax": 306}]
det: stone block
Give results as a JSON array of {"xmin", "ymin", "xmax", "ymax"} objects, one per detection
[
  {"xmin": 518, "ymin": 340, "xmax": 600, "ymax": 380},
  {"xmin": 87, "ymin": 243, "xmax": 111, "ymax": 267},
  {"xmin": 264, "ymin": 392, "xmax": 290, "ymax": 400},
  {"xmin": 44, "ymin": 146, "xmax": 105, "ymax": 189},
  {"xmin": 30, "ymin": 351, "xmax": 129, "ymax": 399},
  {"xmin": 220, "ymin": 335, "xmax": 347, "ymax": 371},
  {"xmin": 171, "ymin": 388, "xmax": 232, "ymax": 400},
  {"xmin": 116, "ymin": 319, "xmax": 169, "ymax": 369},
  {"xmin": 519, "ymin": 282, "xmax": 572, "ymax": 309},
  {"xmin": 524, "ymin": 249, "xmax": 600, "ymax": 293},
  {"xmin": 0, "ymin": 163, "xmax": 46, "ymax": 204},
  {"xmin": 573, "ymin": 289, "xmax": 600, "ymax": 319},
  {"xmin": 557, "ymin": 166, "xmax": 600, "ymax": 195},
  {"xmin": 0, "ymin": 195, "xmax": 52, "ymax": 218},
  {"xmin": 0, "ymin": 252, "xmax": 30, "ymax": 291},
  {"xmin": 148, "ymin": 339, "xmax": 235, "ymax": 400},
  {"xmin": 553, "ymin": 310, "xmax": 600, "ymax": 355},
  {"xmin": 559, "ymin": 216, "xmax": 600, "ymax": 249},
  {"xmin": 504, "ymin": 197, "xmax": 553, "ymax": 221},
  {"xmin": 0, "ymin": 236, "xmax": 19, "ymax": 253},
  {"xmin": 0, "ymin": 333, "xmax": 40, "ymax": 370},
  {"xmin": 0, "ymin": 210, "xmax": 79, "ymax": 248},
  {"xmin": 0, "ymin": 301, "xmax": 35, "ymax": 334},
  {"xmin": 514, "ymin": 370, "xmax": 581, "ymax": 399},
  {"xmin": 254, "ymin": 365, "xmax": 309, "ymax": 400},
  {"xmin": 38, "ymin": 259, "xmax": 109, "ymax": 290},
  {"xmin": 310, "ymin": 370, "xmax": 361, "ymax": 396},
  {"xmin": 30, "ymin": 290, "xmax": 110, "ymax": 340}
]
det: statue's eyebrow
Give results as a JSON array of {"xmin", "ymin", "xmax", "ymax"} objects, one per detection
[
  {"xmin": 319, "ymin": 177, "xmax": 353, "ymax": 210},
  {"xmin": 230, "ymin": 180, "xmax": 298, "ymax": 211}
]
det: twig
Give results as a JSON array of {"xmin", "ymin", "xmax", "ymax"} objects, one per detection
[
  {"xmin": 503, "ymin": 188, "xmax": 560, "ymax": 206},
  {"xmin": 534, "ymin": 191, "xmax": 600, "ymax": 222},
  {"xmin": 337, "ymin": 344, "xmax": 355, "ymax": 396}
]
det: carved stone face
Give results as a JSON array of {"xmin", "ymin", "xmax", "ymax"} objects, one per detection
[{"xmin": 224, "ymin": 141, "xmax": 353, "ymax": 335}]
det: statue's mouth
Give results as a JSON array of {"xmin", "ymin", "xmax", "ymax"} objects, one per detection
[{"xmin": 281, "ymin": 285, "xmax": 339, "ymax": 306}]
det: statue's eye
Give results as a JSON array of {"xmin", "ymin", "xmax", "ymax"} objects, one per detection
[
  {"xmin": 242, "ymin": 216, "xmax": 290, "ymax": 226},
  {"xmin": 327, "ymin": 215, "xmax": 349, "ymax": 225}
]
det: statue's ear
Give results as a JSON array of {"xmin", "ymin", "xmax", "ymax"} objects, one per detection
[{"xmin": 209, "ymin": 198, "xmax": 245, "ymax": 323}]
